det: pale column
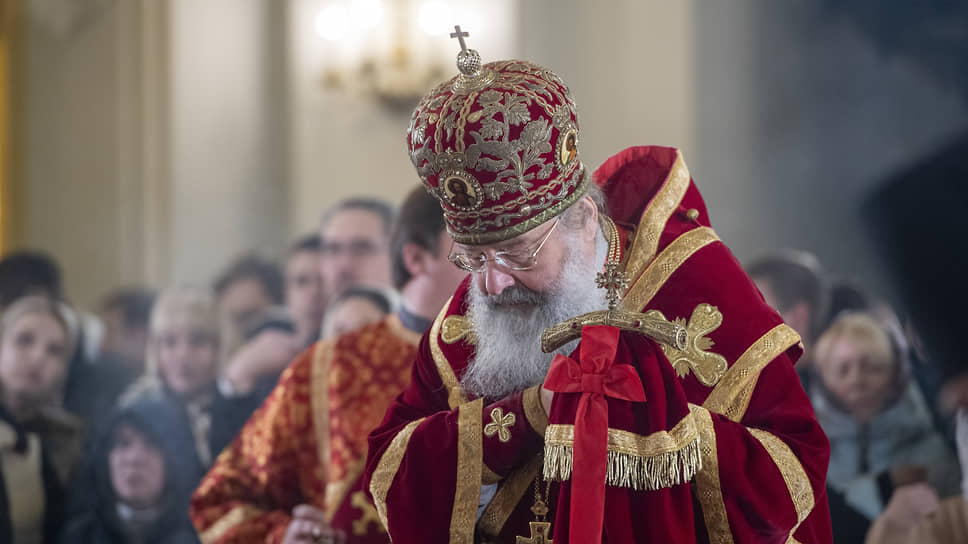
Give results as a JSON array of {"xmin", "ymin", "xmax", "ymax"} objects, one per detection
[
  {"xmin": 518, "ymin": 0, "xmax": 696, "ymax": 171},
  {"xmin": 169, "ymin": 0, "xmax": 288, "ymax": 285}
]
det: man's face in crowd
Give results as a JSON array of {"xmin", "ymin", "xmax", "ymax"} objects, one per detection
[
  {"xmin": 320, "ymin": 208, "xmax": 392, "ymax": 297},
  {"xmin": 110, "ymin": 423, "xmax": 166, "ymax": 508},
  {"xmin": 286, "ymin": 250, "xmax": 325, "ymax": 337},
  {"xmin": 219, "ymin": 277, "xmax": 272, "ymax": 338},
  {"xmin": 753, "ymin": 276, "xmax": 812, "ymax": 346}
]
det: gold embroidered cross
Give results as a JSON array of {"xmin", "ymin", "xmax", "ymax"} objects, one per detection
[
  {"xmin": 484, "ymin": 407, "xmax": 516, "ymax": 442},
  {"xmin": 350, "ymin": 491, "xmax": 381, "ymax": 536},
  {"xmin": 595, "ymin": 262, "xmax": 630, "ymax": 310},
  {"xmin": 516, "ymin": 521, "xmax": 553, "ymax": 543}
]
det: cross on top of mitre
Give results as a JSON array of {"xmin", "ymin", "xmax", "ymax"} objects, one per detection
[
  {"xmin": 450, "ymin": 24, "xmax": 482, "ymax": 77},
  {"xmin": 450, "ymin": 25, "xmax": 469, "ymax": 52}
]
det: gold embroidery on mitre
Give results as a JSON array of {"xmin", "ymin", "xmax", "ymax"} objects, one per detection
[
  {"xmin": 484, "ymin": 407, "xmax": 516, "ymax": 443},
  {"xmin": 441, "ymin": 315, "xmax": 478, "ymax": 345},
  {"xmin": 645, "ymin": 304, "xmax": 728, "ymax": 387},
  {"xmin": 350, "ymin": 491, "xmax": 383, "ymax": 536}
]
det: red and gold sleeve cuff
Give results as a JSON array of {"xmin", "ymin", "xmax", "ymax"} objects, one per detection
[{"xmin": 480, "ymin": 385, "xmax": 547, "ymax": 479}]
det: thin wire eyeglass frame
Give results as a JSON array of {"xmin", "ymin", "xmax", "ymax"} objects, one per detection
[{"xmin": 447, "ymin": 218, "xmax": 561, "ymax": 273}]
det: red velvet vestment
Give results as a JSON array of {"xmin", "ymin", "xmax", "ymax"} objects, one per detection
[{"xmin": 364, "ymin": 147, "xmax": 833, "ymax": 544}]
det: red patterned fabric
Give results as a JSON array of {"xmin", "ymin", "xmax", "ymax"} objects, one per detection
[{"xmin": 190, "ymin": 317, "xmax": 417, "ymax": 543}]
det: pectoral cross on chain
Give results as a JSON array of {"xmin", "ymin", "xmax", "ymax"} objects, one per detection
[
  {"xmin": 516, "ymin": 521, "xmax": 553, "ymax": 544},
  {"xmin": 450, "ymin": 25, "xmax": 469, "ymax": 52},
  {"xmin": 596, "ymin": 262, "xmax": 630, "ymax": 310}
]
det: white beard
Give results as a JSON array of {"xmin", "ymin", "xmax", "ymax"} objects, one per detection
[{"xmin": 461, "ymin": 230, "xmax": 608, "ymax": 400}]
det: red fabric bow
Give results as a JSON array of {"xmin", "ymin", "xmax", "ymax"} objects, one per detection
[{"xmin": 543, "ymin": 325, "xmax": 647, "ymax": 543}]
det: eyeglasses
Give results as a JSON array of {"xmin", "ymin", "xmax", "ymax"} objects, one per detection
[{"xmin": 448, "ymin": 218, "xmax": 560, "ymax": 273}]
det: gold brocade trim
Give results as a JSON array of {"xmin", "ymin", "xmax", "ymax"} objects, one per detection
[
  {"xmin": 689, "ymin": 404, "xmax": 735, "ymax": 544},
  {"xmin": 787, "ymin": 537, "xmax": 803, "ymax": 544},
  {"xmin": 448, "ymin": 168, "xmax": 590, "ymax": 245},
  {"xmin": 441, "ymin": 314, "xmax": 478, "ymax": 345},
  {"xmin": 369, "ymin": 418, "xmax": 424, "ymax": 532},
  {"xmin": 702, "ymin": 324, "xmax": 801, "ymax": 422},
  {"xmin": 749, "ymin": 428, "xmax": 815, "ymax": 536},
  {"xmin": 483, "ymin": 463, "xmax": 503, "ymax": 485},
  {"xmin": 199, "ymin": 504, "xmax": 265, "ymax": 544},
  {"xmin": 324, "ymin": 459, "xmax": 364, "ymax": 523},
  {"xmin": 645, "ymin": 304, "xmax": 728, "ymax": 387},
  {"xmin": 430, "ymin": 298, "xmax": 467, "ymax": 410},
  {"xmin": 619, "ymin": 227, "xmax": 720, "ymax": 313},
  {"xmin": 451, "ymin": 398, "xmax": 483, "ymax": 544},
  {"xmin": 542, "ymin": 415, "xmax": 700, "ymax": 490},
  {"xmin": 623, "ymin": 150, "xmax": 692, "ymax": 283},
  {"xmin": 522, "ymin": 385, "xmax": 548, "ymax": 436},
  {"xmin": 478, "ymin": 455, "xmax": 543, "ymax": 538},
  {"xmin": 309, "ymin": 341, "xmax": 336, "ymax": 518}
]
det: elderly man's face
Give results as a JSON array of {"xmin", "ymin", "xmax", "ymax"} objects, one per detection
[
  {"xmin": 458, "ymin": 197, "xmax": 600, "ymax": 303},
  {"xmin": 320, "ymin": 208, "xmax": 392, "ymax": 297},
  {"xmin": 458, "ymin": 197, "xmax": 607, "ymax": 399}
]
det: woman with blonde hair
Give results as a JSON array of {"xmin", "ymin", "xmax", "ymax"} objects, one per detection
[
  {"xmin": 810, "ymin": 311, "xmax": 959, "ymax": 539},
  {"xmin": 0, "ymin": 295, "xmax": 78, "ymax": 543},
  {"xmin": 120, "ymin": 286, "xmax": 262, "ymax": 486}
]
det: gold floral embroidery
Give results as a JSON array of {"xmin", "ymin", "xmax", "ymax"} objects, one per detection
[
  {"xmin": 369, "ymin": 418, "xmax": 424, "ymax": 531},
  {"xmin": 478, "ymin": 455, "xmax": 543, "ymax": 538},
  {"xmin": 350, "ymin": 490, "xmax": 383, "ymax": 536},
  {"xmin": 689, "ymin": 404, "xmax": 734, "ymax": 544},
  {"xmin": 623, "ymin": 150, "xmax": 692, "ymax": 281},
  {"xmin": 620, "ymin": 227, "xmax": 720, "ymax": 313},
  {"xmin": 441, "ymin": 314, "xmax": 478, "ymax": 345},
  {"xmin": 451, "ymin": 399, "xmax": 483, "ymax": 544},
  {"xmin": 484, "ymin": 408, "xmax": 516, "ymax": 442},
  {"xmin": 703, "ymin": 324, "xmax": 801, "ymax": 422},
  {"xmin": 430, "ymin": 299, "xmax": 468, "ymax": 409},
  {"xmin": 646, "ymin": 304, "xmax": 728, "ymax": 386},
  {"xmin": 749, "ymin": 428, "xmax": 815, "ymax": 538}
]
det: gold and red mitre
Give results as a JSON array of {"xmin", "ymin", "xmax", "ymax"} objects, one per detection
[{"xmin": 407, "ymin": 31, "xmax": 586, "ymax": 244}]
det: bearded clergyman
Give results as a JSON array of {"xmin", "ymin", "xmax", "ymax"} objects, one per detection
[{"xmin": 363, "ymin": 27, "xmax": 833, "ymax": 544}]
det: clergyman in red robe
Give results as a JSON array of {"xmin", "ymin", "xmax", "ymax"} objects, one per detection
[{"xmin": 363, "ymin": 33, "xmax": 833, "ymax": 544}]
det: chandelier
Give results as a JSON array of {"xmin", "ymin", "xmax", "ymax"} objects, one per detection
[{"xmin": 313, "ymin": 0, "xmax": 505, "ymax": 111}]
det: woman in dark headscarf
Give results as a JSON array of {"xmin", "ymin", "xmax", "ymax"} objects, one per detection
[{"xmin": 61, "ymin": 398, "xmax": 198, "ymax": 544}]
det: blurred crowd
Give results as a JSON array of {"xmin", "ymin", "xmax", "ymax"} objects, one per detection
[{"xmin": 0, "ymin": 188, "xmax": 964, "ymax": 543}]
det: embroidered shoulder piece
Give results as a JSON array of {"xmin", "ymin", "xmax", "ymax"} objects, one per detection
[{"xmin": 645, "ymin": 304, "xmax": 727, "ymax": 387}]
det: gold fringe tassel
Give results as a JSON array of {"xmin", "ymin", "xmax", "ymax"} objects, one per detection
[{"xmin": 542, "ymin": 435, "xmax": 702, "ymax": 491}]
